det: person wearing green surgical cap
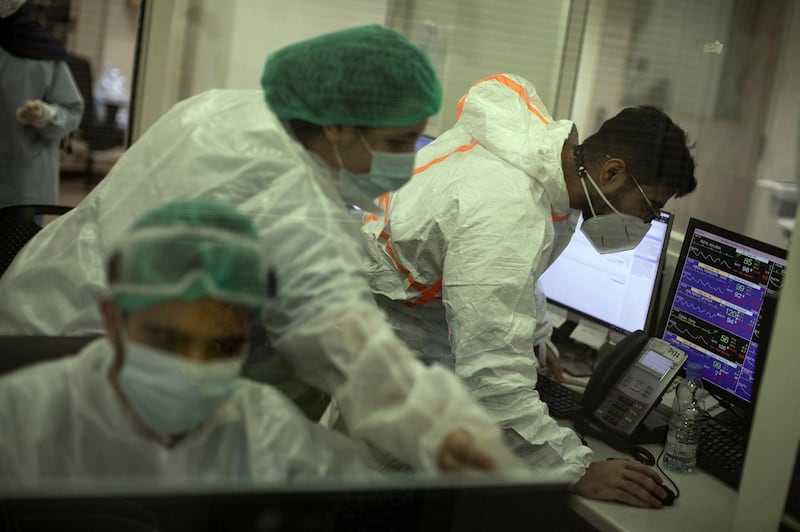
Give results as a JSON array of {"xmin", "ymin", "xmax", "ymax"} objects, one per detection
[
  {"xmin": 0, "ymin": 25, "xmax": 519, "ymax": 474},
  {"xmin": 0, "ymin": 198, "xmax": 376, "ymax": 484},
  {"xmin": 262, "ymin": 24, "xmax": 442, "ymax": 208}
]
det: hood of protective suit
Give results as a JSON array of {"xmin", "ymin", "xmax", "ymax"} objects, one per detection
[{"xmin": 455, "ymin": 74, "xmax": 573, "ymax": 219}]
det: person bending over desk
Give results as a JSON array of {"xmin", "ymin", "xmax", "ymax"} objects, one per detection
[
  {"xmin": 0, "ymin": 24, "xmax": 516, "ymax": 474},
  {"xmin": 358, "ymin": 74, "xmax": 698, "ymax": 507}
]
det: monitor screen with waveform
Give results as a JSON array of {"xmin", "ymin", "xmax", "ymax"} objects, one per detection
[{"xmin": 655, "ymin": 218, "xmax": 787, "ymax": 410}]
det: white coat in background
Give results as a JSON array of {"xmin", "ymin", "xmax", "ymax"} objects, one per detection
[
  {"xmin": 0, "ymin": 90, "xmax": 516, "ymax": 472},
  {"xmin": 0, "ymin": 339, "xmax": 373, "ymax": 485},
  {"xmin": 362, "ymin": 74, "xmax": 592, "ymax": 481}
]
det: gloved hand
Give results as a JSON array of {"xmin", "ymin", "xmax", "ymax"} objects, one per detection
[{"xmin": 16, "ymin": 99, "xmax": 54, "ymax": 127}]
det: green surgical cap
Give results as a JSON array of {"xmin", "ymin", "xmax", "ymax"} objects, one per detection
[
  {"xmin": 109, "ymin": 198, "xmax": 267, "ymax": 314},
  {"xmin": 262, "ymin": 24, "xmax": 442, "ymax": 127}
]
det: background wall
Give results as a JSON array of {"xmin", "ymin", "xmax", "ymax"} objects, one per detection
[
  {"xmin": 387, "ymin": 0, "xmax": 573, "ymax": 135},
  {"xmin": 569, "ymin": 0, "xmax": 789, "ymax": 238},
  {"xmin": 71, "ymin": 0, "xmax": 138, "ymax": 111},
  {"xmin": 225, "ymin": 0, "xmax": 387, "ymax": 90},
  {"xmin": 132, "ymin": 0, "xmax": 575, "ymax": 138}
]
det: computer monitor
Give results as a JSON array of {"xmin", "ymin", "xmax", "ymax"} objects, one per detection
[
  {"xmin": 654, "ymin": 218, "xmax": 787, "ymax": 415},
  {"xmin": 539, "ymin": 211, "xmax": 673, "ymax": 336},
  {"xmin": 415, "ymin": 134, "xmax": 435, "ymax": 151}
]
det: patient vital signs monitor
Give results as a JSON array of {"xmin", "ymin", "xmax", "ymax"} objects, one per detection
[
  {"xmin": 655, "ymin": 218, "xmax": 786, "ymax": 409},
  {"xmin": 539, "ymin": 211, "xmax": 673, "ymax": 336}
]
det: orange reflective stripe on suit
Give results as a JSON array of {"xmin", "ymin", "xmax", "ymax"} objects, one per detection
[{"xmin": 456, "ymin": 74, "xmax": 551, "ymax": 125}]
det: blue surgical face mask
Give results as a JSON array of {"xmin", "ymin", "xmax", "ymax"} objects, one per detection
[
  {"xmin": 333, "ymin": 134, "xmax": 416, "ymax": 207},
  {"xmin": 579, "ymin": 171, "xmax": 653, "ymax": 254},
  {"xmin": 118, "ymin": 338, "xmax": 242, "ymax": 437}
]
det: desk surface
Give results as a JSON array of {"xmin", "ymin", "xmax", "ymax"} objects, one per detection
[{"xmin": 566, "ymin": 426, "xmax": 738, "ymax": 532}]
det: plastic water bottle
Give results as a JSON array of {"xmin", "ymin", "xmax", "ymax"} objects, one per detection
[{"xmin": 663, "ymin": 362, "xmax": 705, "ymax": 472}]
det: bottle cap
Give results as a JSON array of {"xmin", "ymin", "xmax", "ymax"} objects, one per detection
[{"xmin": 685, "ymin": 362, "xmax": 703, "ymax": 378}]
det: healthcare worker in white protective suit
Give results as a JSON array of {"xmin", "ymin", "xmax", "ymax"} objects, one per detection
[
  {"xmin": 0, "ymin": 26, "xmax": 518, "ymax": 473},
  {"xmin": 0, "ymin": 0, "xmax": 84, "ymax": 207},
  {"xmin": 361, "ymin": 74, "xmax": 698, "ymax": 508},
  {"xmin": 0, "ymin": 198, "xmax": 379, "ymax": 485}
]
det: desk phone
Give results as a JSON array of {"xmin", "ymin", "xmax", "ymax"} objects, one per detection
[{"xmin": 592, "ymin": 338, "xmax": 686, "ymax": 436}]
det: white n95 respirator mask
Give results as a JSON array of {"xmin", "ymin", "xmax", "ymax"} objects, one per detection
[{"xmin": 579, "ymin": 171, "xmax": 651, "ymax": 254}]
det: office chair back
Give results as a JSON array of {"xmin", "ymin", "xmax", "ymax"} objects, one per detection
[
  {"xmin": 0, "ymin": 204, "xmax": 72, "ymax": 277},
  {"xmin": 0, "ymin": 336, "xmax": 99, "ymax": 376}
]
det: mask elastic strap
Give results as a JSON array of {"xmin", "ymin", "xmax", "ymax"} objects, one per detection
[
  {"xmin": 579, "ymin": 176, "xmax": 599, "ymax": 218},
  {"xmin": 331, "ymin": 141, "xmax": 346, "ymax": 174},
  {"xmin": 357, "ymin": 132, "xmax": 374, "ymax": 154},
  {"xmin": 575, "ymin": 144, "xmax": 624, "ymax": 217},
  {"xmin": 582, "ymin": 171, "xmax": 624, "ymax": 216}
]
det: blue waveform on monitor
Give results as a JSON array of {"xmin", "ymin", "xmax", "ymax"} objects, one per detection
[
  {"xmin": 680, "ymin": 299, "xmax": 723, "ymax": 322},
  {"xmin": 683, "ymin": 271, "xmax": 726, "ymax": 295},
  {"xmin": 693, "ymin": 250, "xmax": 734, "ymax": 270}
]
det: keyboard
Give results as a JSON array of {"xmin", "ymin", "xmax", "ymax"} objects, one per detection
[
  {"xmin": 697, "ymin": 415, "xmax": 747, "ymax": 488},
  {"xmin": 536, "ymin": 377, "xmax": 584, "ymax": 419}
]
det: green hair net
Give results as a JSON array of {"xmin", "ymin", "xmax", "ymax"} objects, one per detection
[
  {"xmin": 262, "ymin": 24, "xmax": 442, "ymax": 127},
  {"xmin": 109, "ymin": 198, "xmax": 267, "ymax": 314}
]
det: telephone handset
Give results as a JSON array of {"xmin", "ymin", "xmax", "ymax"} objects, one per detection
[{"xmin": 574, "ymin": 330, "xmax": 687, "ymax": 452}]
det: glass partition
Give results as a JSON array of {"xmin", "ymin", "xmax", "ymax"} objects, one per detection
[{"xmin": 3, "ymin": 0, "xmax": 799, "ymax": 528}]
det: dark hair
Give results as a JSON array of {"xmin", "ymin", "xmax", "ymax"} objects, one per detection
[
  {"xmin": 581, "ymin": 106, "xmax": 697, "ymax": 198},
  {"xmin": 288, "ymin": 119, "xmax": 324, "ymax": 141}
]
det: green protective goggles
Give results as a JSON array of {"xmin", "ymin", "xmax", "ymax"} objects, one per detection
[{"xmin": 110, "ymin": 226, "xmax": 268, "ymax": 314}]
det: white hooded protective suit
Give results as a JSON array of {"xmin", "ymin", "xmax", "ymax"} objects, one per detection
[
  {"xmin": 362, "ymin": 74, "xmax": 591, "ymax": 480},
  {"xmin": 0, "ymin": 90, "xmax": 517, "ymax": 472},
  {"xmin": 0, "ymin": 338, "xmax": 373, "ymax": 484}
]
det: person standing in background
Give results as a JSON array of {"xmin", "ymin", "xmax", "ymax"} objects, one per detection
[{"xmin": 0, "ymin": 0, "xmax": 83, "ymax": 207}]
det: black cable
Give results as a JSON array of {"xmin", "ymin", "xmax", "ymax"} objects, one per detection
[
  {"xmin": 705, "ymin": 389, "xmax": 745, "ymax": 421},
  {"xmin": 655, "ymin": 447, "xmax": 680, "ymax": 499}
]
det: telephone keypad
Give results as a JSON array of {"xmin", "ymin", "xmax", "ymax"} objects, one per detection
[{"xmin": 595, "ymin": 388, "xmax": 649, "ymax": 434}]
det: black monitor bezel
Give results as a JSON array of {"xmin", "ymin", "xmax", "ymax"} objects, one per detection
[
  {"xmin": 545, "ymin": 210, "xmax": 674, "ymax": 337},
  {"xmin": 654, "ymin": 217, "xmax": 787, "ymax": 418},
  {"xmin": 0, "ymin": 478, "xmax": 571, "ymax": 531}
]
